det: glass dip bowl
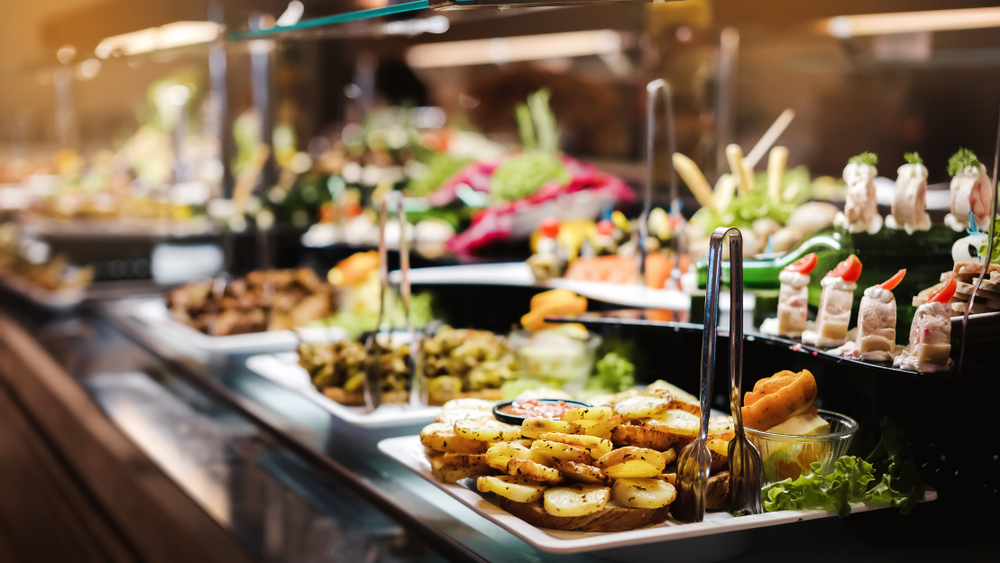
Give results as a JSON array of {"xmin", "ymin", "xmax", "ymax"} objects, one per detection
[
  {"xmin": 508, "ymin": 327, "xmax": 602, "ymax": 393},
  {"xmin": 745, "ymin": 410, "xmax": 858, "ymax": 486}
]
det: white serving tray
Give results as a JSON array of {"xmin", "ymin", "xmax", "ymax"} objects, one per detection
[
  {"xmin": 378, "ymin": 435, "xmax": 937, "ymax": 555},
  {"xmin": 0, "ymin": 274, "xmax": 86, "ymax": 311},
  {"xmin": 246, "ymin": 352, "xmax": 440, "ymax": 428},
  {"xmin": 389, "ymin": 262, "xmax": 691, "ymax": 311},
  {"xmin": 127, "ymin": 299, "xmax": 348, "ymax": 355}
]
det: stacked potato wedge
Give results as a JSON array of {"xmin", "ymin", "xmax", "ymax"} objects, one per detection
[{"xmin": 420, "ymin": 383, "xmax": 736, "ymax": 531}]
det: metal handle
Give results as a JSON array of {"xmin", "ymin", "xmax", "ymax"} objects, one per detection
[
  {"xmin": 396, "ymin": 195, "xmax": 428, "ymax": 407},
  {"xmin": 362, "ymin": 197, "xmax": 391, "ymax": 412},
  {"xmin": 700, "ymin": 227, "xmax": 743, "ymax": 440},
  {"xmin": 638, "ymin": 79, "xmax": 677, "ymax": 284}
]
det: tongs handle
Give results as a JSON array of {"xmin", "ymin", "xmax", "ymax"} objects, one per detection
[
  {"xmin": 701, "ymin": 227, "xmax": 743, "ymax": 439},
  {"xmin": 397, "ymin": 196, "xmax": 427, "ymax": 407},
  {"xmin": 638, "ymin": 79, "xmax": 685, "ymax": 289},
  {"xmin": 362, "ymin": 197, "xmax": 391, "ymax": 412}
]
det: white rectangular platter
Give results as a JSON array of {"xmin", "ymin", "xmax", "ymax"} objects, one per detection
[
  {"xmin": 378, "ymin": 435, "xmax": 937, "ymax": 555},
  {"xmin": 388, "ymin": 262, "xmax": 692, "ymax": 311},
  {"xmin": 126, "ymin": 298, "xmax": 348, "ymax": 355},
  {"xmin": 246, "ymin": 352, "xmax": 440, "ymax": 428}
]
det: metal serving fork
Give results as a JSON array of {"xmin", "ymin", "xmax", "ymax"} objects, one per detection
[
  {"xmin": 362, "ymin": 197, "xmax": 391, "ymax": 413},
  {"xmin": 674, "ymin": 226, "xmax": 760, "ymax": 521},
  {"xmin": 724, "ymin": 231, "xmax": 763, "ymax": 516}
]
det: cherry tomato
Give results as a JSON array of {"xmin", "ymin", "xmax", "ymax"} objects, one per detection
[
  {"xmin": 828, "ymin": 254, "xmax": 862, "ymax": 282},
  {"xmin": 539, "ymin": 216, "xmax": 560, "ymax": 238},
  {"xmin": 877, "ymin": 269, "xmax": 906, "ymax": 291},
  {"xmin": 784, "ymin": 253, "xmax": 818, "ymax": 275},
  {"xmin": 319, "ymin": 203, "xmax": 337, "ymax": 223},
  {"xmin": 596, "ymin": 219, "xmax": 614, "ymax": 236},
  {"xmin": 928, "ymin": 278, "xmax": 957, "ymax": 303},
  {"xmin": 343, "ymin": 201, "xmax": 362, "ymax": 218}
]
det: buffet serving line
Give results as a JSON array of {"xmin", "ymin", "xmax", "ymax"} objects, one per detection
[{"xmin": 0, "ymin": 207, "xmax": 996, "ymax": 562}]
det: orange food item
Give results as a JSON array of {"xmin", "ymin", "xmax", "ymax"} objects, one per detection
[
  {"xmin": 329, "ymin": 251, "xmax": 379, "ymax": 286},
  {"xmin": 644, "ymin": 253, "xmax": 673, "ymax": 289},
  {"xmin": 741, "ymin": 369, "xmax": 818, "ymax": 431},
  {"xmin": 878, "ymin": 269, "xmax": 906, "ymax": 291},
  {"xmin": 564, "ymin": 255, "xmax": 636, "ymax": 284},
  {"xmin": 784, "ymin": 253, "xmax": 817, "ymax": 275},
  {"xmin": 521, "ymin": 289, "xmax": 588, "ymax": 331},
  {"xmin": 928, "ymin": 278, "xmax": 957, "ymax": 303},
  {"xmin": 828, "ymin": 254, "xmax": 862, "ymax": 283}
]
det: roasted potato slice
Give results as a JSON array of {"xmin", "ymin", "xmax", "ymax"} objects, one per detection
[
  {"xmin": 662, "ymin": 447, "xmax": 677, "ymax": 466},
  {"xmin": 561, "ymin": 406, "xmax": 613, "ymax": 422},
  {"xmin": 659, "ymin": 473, "xmax": 677, "ymax": 486},
  {"xmin": 612, "ymin": 478, "xmax": 677, "ymax": 509},
  {"xmin": 507, "ymin": 458, "xmax": 563, "ymax": 484},
  {"xmin": 708, "ymin": 438, "xmax": 729, "ymax": 472},
  {"xmin": 485, "ymin": 442, "xmax": 536, "ymax": 472},
  {"xmin": 648, "ymin": 409, "xmax": 700, "ymax": 437},
  {"xmin": 543, "ymin": 484, "xmax": 610, "ymax": 517},
  {"xmin": 442, "ymin": 452, "xmax": 490, "ymax": 468},
  {"xmin": 611, "ymin": 422, "xmax": 680, "ymax": 451},
  {"xmin": 614, "ymin": 396, "xmax": 672, "ymax": 419},
  {"xmin": 420, "ymin": 423, "xmax": 490, "ymax": 454},
  {"xmin": 455, "ymin": 419, "xmax": 523, "ymax": 442},
  {"xmin": 521, "ymin": 418, "xmax": 581, "ymax": 439},
  {"xmin": 708, "ymin": 416, "xmax": 736, "ymax": 441},
  {"xmin": 553, "ymin": 460, "xmax": 610, "ymax": 484},
  {"xmin": 578, "ymin": 415, "xmax": 625, "ymax": 440},
  {"xmin": 530, "ymin": 440, "xmax": 592, "ymax": 464},
  {"xmin": 595, "ymin": 446, "xmax": 667, "ymax": 471},
  {"xmin": 540, "ymin": 432, "xmax": 614, "ymax": 459},
  {"xmin": 430, "ymin": 454, "xmax": 493, "ymax": 482},
  {"xmin": 435, "ymin": 408, "xmax": 496, "ymax": 425},
  {"xmin": 477, "ymin": 475, "xmax": 547, "ymax": 503},
  {"xmin": 605, "ymin": 460, "xmax": 662, "ymax": 479}
]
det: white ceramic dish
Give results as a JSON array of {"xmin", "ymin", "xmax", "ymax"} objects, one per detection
[
  {"xmin": 127, "ymin": 299, "xmax": 348, "ymax": 355},
  {"xmin": 245, "ymin": 352, "xmax": 440, "ymax": 428},
  {"xmin": 0, "ymin": 274, "xmax": 86, "ymax": 311},
  {"xmin": 377, "ymin": 435, "xmax": 937, "ymax": 556},
  {"xmin": 388, "ymin": 262, "xmax": 691, "ymax": 311}
]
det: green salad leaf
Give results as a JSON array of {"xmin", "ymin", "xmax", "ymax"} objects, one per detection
[
  {"xmin": 762, "ymin": 416, "xmax": 925, "ymax": 517},
  {"xmin": 849, "ymin": 152, "xmax": 878, "ymax": 167},
  {"xmin": 500, "ymin": 378, "xmax": 546, "ymax": 400},
  {"xmin": 690, "ymin": 169, "xmax": 806, "ymax": 235},
  {"xmin": 316, "ymin": 291, "xmax": 436, "ymax": 340},
  {"xmin": 490, "ymin": 88, "xmax": 569, "ymax": 203},
  {"xmin": 904, "ymin": 152, "xmax": 923, "ymax": 165},
  {"xmin": 948, "ymin": 147, "xmax": 980, "ymax": 177},
  {"xmin": 587, "ymin": 352, "xmax": 635, "ymax": 393},
  {"xmin": 407, "ymin": 153, "xmax": 473, "ymax": 197}
]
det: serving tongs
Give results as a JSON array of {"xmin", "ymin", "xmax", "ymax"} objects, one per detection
[
  {"xmin": 673, "ymin": 226, "xmax": 760, "ymax": 522},
  {"xmin": 637, "ymin": 79, "xmax": 687, "ymax": 291},
  {"xmin": 362, "ymin": 193, "xmax": 426, "ymax": 412}
]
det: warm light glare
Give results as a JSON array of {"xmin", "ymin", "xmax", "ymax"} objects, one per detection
[
  {"xmin": 406, "ymin": 30, "xmax": 622, "ymax": 69},
  {"xmin": 96, "ymin": 21, "xmax": 220, "ymax": 58},
  {"xmin": 824, "ymin": 7, "xmax": 1000, "ymax": 38}
]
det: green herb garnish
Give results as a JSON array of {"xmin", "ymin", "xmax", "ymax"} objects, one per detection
[
  {"xmin": 587, "ymin": 352, "xmax": 635, "ymax": 393},
  {"xmin": 849, "ymin": 152, "xmax": 878, "ymax": 167},
  {"xmin": 490, "ymin": 88, "xmax": 569, "ymax": 203},
  {"xmin": 762, "ymin": 416, "xmax": 925, "ymax": 517},
  {"xmin": 948, "ymin": 147, "xmax": 980, "ymax": 177},
  {"xmin": 904, "ymin": 152, "xmax": 923, "ymax": 165}
]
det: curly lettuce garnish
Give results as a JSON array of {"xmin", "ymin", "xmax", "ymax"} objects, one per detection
[
  {"xmin": 849, "ymin": 152, "xmax": 878, "ymax": 167},
  {"xmin": 904, "ymin": 152, "xmax": 923, "ymax": 165},
  {"xmin": 587, "ymin": 352, "xmax": 635, "ymax": 393},
  {"xmin": 948, "ymin": 147, "xmax": 980, "ymax": 177},
  {"xmin": 762, "ymin": 416, "xmax": 925, "ymax": 517},
  {"xmin": 490, "ymin": 89, "xmax": 569, "ymax": 203}
]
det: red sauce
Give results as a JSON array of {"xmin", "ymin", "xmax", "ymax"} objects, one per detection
[{"xmin": 500, "ymin": 399, "xmax": 572, "ymax": 419}]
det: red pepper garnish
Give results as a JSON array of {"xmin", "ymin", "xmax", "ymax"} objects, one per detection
[
  {"xmin": 784, "ymin": 253, "xmax": 818, "ymax": 275},
  {"xmin": 539, "ymin": 216, "xmax": 560, "ymax": 238},
  {"xmin": 928, "ymin": 278, "xmax": 957, "ymax": 303},
  {"xmin": 877, "ymin": 269, "xmax": 906, "ymax": 291},
  {"xmin": 828, "ymin": 254, "xmax": 863, "ymax": 282},
  {"xmin": 596, "ymin": 219, "xmax": 614, "ymax": 236}
]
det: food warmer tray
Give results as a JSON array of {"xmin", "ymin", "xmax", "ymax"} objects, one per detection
[
  {"xmin": 246, "ymin": 352, "xmax": 439, "ymax": 428},
  {"xmin": 378, "ymin": 435, "xmax": 935, "ymax": 559}
]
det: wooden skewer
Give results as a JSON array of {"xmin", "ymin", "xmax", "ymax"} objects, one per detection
[
  {"xmin": 726, "ymin": 144, "xmax": 753, "ymax": 195},
  {"xmin": 673, "ymin": 153, "xmax": 717, "ymax": 213},
  {"xmin": 745, "ymin": 109, "xmax": 795, "ymax": 169},
  {"xmin": 767, "ymin": 146, "xmax": 789, "ymax": 203}
]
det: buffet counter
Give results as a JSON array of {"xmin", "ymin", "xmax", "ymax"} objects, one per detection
[{"xmin": 0, "ymin": 292, "xmax": 995, "ymax": 563}]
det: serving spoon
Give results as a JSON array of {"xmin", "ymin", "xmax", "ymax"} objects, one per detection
[{"xmin": 674, "ymin": 226, "xmax": 758, "ymax": 521}]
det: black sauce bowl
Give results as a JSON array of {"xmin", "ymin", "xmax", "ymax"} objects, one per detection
[{"xmin": 492, "ymin": 398, "xmax": 592, "ymax": 425}]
